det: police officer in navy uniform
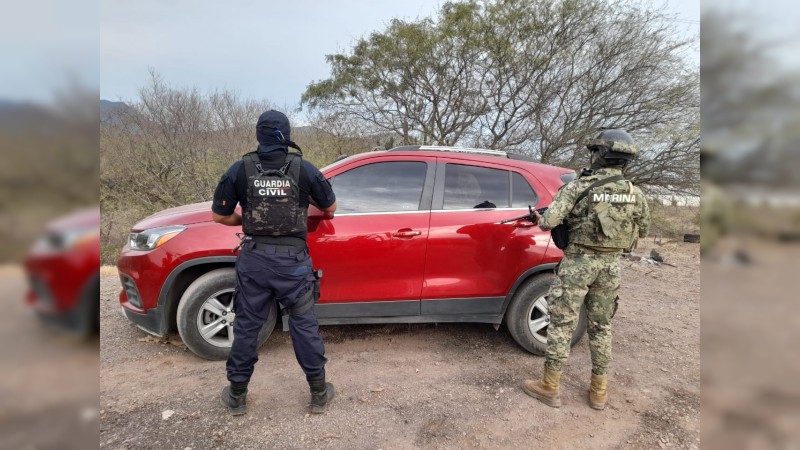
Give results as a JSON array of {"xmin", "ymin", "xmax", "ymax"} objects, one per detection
[{"xmin": 211, "ymin": 110, "xmax": 337, "ymax": 415}]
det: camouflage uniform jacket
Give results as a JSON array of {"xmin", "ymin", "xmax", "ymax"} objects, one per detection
[{"xmin": 539, "ymin": 167, "xmax": 650, "ymax": 252}]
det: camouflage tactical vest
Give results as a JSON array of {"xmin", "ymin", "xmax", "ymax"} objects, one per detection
[
  {"xmin": 242, "ymin": 152, "xmax": 307, "ymax": 237},
  {"xmin": 569, "ymin": 176, "xmax": 639, "ymax": 250}
]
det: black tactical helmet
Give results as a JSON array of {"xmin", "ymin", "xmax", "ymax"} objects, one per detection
[{"xmin": 585, "ymin": 128, "xmax": 638, "ymax": 160}]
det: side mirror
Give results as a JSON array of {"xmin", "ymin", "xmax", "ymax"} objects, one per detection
[{"xmin": 308, "ymin": 205, "xmax": 334, "ymax": 220}]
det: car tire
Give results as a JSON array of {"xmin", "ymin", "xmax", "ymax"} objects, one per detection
[
  {"xmin": 176, "ymin": 268, "xmax": 276, "ymax": 360},
  {"xmin": 506, "ymin": 273, "xmax": 587, "ymax": 355}
]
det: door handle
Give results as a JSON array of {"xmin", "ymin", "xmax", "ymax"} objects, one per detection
[{"xmin": 393, "ymin": 229, "xmax": 422, "ymax": 238}]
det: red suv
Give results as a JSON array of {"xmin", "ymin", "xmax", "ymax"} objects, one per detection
[
  {"xmin": 117, "ymin": 146, "xmax": 586, "ymax": 360},
  {"xmin": 25, "ymin": 208, "xmax": 100, "ymax": 335}
]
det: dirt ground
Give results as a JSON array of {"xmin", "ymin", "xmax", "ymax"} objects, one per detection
[
  {"xmin": 99, "ymin": 242, "xmax": 700, "ymax": 450},
  {"xmin": 701, "ymin": 238, "xmax": 800, "ymax": 449},
  {"xmin": 0, "ymin": 268, "xmax": 99, "ymax": 449}
]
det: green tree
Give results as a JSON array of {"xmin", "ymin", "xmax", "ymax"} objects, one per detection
[{"xmin": 303, "ymin": 0, "xmax": 699, "ymax": 192}]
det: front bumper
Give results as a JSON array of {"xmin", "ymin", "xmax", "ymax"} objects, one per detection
[
  {"xmin": 117, "ymin": 241, "xmax": 178, "ymax": 337},
  {"xmin": 122, "ymin": 304, "xmax": 168, "ymax": 337}
]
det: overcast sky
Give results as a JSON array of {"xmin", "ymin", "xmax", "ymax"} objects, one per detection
[
  {"xmin": 98, "ymin": 0, "xmax": 700, "ymax": 110},
  {"xmin": 1, "ymin": 0, "xmax": 98, "ymax": 104},
  {"xmin": 2, "ymin": 0, "xmax": 702, "ymax": 106},
  {"xmin": 100, "ymin": 0, "xmax": 444, "ymax": 106}
]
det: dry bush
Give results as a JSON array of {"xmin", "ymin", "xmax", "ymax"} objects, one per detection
[
  {"xmin": 646, "ymin": 200, "xmax": 700, "ymax": 242},
  {"xmin": 101, "ymin": 72, "xmax": 274, "ymax": 263},
  {"xmin": 100, "ymin": 73, "xmax": 381, "ymax": 264}
]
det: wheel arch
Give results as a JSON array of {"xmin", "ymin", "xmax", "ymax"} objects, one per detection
[
  {"xmin": 499, "ymin": 263, "xmax": 558, "ymax": 321},
  {"xmin": 158, "ymin": 257, "xmax": 237, "ymax": 332}
]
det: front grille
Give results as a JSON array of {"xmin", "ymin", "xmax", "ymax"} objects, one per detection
[{"xmin": 121, "ymin": 275, "xmax": 142, "ymax": 309}]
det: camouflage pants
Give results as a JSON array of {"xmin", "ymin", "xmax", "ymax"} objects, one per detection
[{"xmin": 544, "ymin": 251, "xmax": 621, "ymax": 376}]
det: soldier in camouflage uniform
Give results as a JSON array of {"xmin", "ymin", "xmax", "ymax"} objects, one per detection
[{"xmin": 522, "ymin": 129, "xmax": 650, "ymax": 410}]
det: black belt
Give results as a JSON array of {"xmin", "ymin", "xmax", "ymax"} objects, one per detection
[
  {"xmin": 247, "ymin": 242, "xmax": 305, "ymax": 254},
  {"xmin": 232, "ymin": 233, "xmax": 307, "ymax": 254},
  {"xmin": 248, "ymin": 235, "xmax": 306, "ymax": 246}
]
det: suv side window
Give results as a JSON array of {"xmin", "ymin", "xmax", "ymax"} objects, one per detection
[
  {"xmin": 330, "ymin": 161, "xmax": 427, "ymax": 213},
  {"xmin": 511, "ymin": 172, "xmax": 539, "ymax": 207},
  {"xmin": 443, "ymin": 164, "xmax": 509, "ymax": 209}
]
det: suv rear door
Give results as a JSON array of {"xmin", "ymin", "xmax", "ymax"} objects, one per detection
[
  {"xmin": 309, "ymin": 156, "xmax": 435, "ymax": 318},
  {"xmin": 421, "ymin": 158, "xmax": 552, "ymax": 316}
]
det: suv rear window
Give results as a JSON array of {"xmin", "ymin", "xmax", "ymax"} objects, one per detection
[
  {"xmin": 511, "ymin": 172, "xmax": 538, "ymax": 207},
  {"xmin": 443, "ymin": 164, "xmax": 510, "ymax": 209},
  {"xmin": 330, "ymin": 161, "xmax": 427, "ymax": 213}
]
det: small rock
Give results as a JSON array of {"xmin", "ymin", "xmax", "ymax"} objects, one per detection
[
  {"xmin": 161, "ymin": 410, "xmax": 175, "ymax": 420},
  {"xmin": 650, "ymin": 249, "xmax": 664, "ymax": 262}
]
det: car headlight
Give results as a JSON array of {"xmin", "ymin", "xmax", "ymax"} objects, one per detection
[
  {"xmin": 33, "ymin": 227, "xmax": 99, "ymax": 252},
  {"xmin": 128, "ymin": 226, "xmax": 186, "ymax": 251}
]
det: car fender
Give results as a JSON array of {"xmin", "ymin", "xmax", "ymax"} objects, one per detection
[
  {"xmin": 498, "ymin": 263, "xmax": 558, "ymax": 321},
  {"xmin": 157, "ymin": 256, "xmax": 237, "ymax": 333}
]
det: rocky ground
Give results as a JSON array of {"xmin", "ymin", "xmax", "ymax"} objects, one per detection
[{"xmin": 99, "ymin": 242, "xmax": 700, "ymax": 450}]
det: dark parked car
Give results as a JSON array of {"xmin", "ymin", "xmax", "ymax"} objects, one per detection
[{"xmin": 117, "ymin": 146, "xmax": 585, "ymax": 360}]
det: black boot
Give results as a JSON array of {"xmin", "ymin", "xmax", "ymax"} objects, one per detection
[
  {"xmin": 220, "ymin": 381, "xmax": 248, "ymax": 415},
  {"xmin": 308, "ymin": 376, "xmax": 335, "ymax": 414}
]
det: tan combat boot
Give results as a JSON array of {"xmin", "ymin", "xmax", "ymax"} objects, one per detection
[
  {"xmin": 522, "ymin": 369, "xmax": 562, "ymax": 407},
  {"xmin": 588, "ymin": 373, "xmax": 608, "ymax": 410}
]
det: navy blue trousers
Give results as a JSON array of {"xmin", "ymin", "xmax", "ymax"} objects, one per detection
[{"xmin": 226, "ymin": 244, "xmax": 327, "ymax": 383}]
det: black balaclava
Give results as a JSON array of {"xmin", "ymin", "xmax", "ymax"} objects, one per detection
[{"xmin": 590, "ymin": 147, "xmax": 627, "ymax": 170}]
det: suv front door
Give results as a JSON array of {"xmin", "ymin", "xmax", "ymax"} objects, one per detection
[{"xmin": 310, "ymin": 156, "xmax": 435, "ymax": 318}]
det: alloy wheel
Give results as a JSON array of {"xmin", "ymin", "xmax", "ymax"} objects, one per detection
[
  {"xmin": 526, "ymin": 295, "xmax": 550, "ymax": 345},
  {"xmin": 196, "ymin": 288, "xmax": 236, "ymax": 348}
]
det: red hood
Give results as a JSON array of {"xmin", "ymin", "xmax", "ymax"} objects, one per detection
[
  {"xmin": 132, "ymin": 202, "xmax": 225, "ymax": 231},
  {"xmin": 46, "ymin": 208, "xmax": 100, "ymax": 232}
]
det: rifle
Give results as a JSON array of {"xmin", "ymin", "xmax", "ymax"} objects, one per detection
[{"xmin": 499, "ymin": 205, "xmax": 547, "ymax": 224}]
